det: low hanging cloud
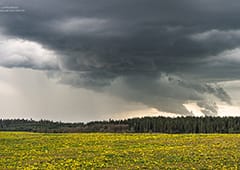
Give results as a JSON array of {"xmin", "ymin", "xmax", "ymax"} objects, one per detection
[
  {"xmin": 197, "ymin": 101, "xmax": 218, "ymax": 116},
  {"xmin": 57, "ymin": 72, "xmax": 231, "ymax": 116},
  {"xmin": 0, "ymin": 0, "xmax": 239, "ymax": 116},
  {"xmin": 0, "ymin": 33, "xmax": 59, "ymax": 70}
]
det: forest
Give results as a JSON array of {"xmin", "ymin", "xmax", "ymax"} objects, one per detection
[{"xmin": 1, "ymin": 116, "xmax": 240, "ymax": 133}]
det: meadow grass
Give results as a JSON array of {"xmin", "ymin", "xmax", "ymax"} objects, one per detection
[{"xmin": 0, "ymin": 132, "xmax": 240, "ymax": 169}]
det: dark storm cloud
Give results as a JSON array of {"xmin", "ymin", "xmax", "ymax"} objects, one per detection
[{"xmin": 1, "ymin": 0, "xmax": 239, "ymax": 115}]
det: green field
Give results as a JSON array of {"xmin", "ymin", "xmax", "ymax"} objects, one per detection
[{"xmin": 0, "ymin": 132, "xmax": 240, "ymax": 169}]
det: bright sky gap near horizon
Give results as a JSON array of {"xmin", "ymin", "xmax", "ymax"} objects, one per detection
[{"xmin": 1, "ymin": 0, "xmax": 240, "ymax": 122}]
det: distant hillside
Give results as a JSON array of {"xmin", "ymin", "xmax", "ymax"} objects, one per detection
[{"xmin": 1, "ymin": 116, "xmax": 240, "ymax": 133}]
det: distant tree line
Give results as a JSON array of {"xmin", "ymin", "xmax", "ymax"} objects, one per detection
[{"xmin": 1, "ymin": 116, "xmax": 240, "ymax": 133}]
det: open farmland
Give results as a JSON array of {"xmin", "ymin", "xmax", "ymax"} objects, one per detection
[{"xmin": 0, "ymin": 132, "xmax": 240, "ymax": 169}]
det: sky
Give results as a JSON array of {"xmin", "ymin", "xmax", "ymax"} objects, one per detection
[{"xmin": 1, "ymin": 0, "xmax": 240, "ymax": 122}]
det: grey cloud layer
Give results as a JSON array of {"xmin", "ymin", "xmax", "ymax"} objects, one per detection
[{"xmin": 0, "ymin": 0, "xmax": 239, "ymax": 115}]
